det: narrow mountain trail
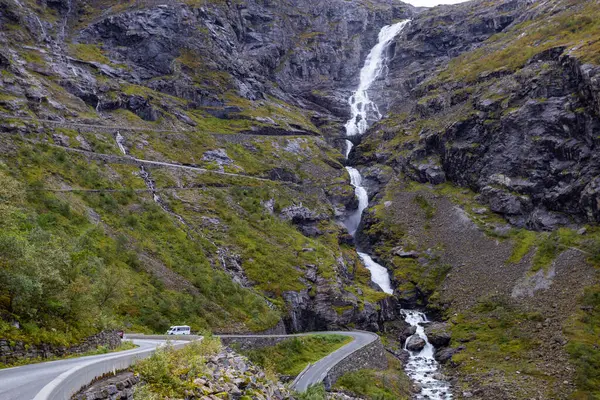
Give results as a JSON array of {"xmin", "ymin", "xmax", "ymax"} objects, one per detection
[{"xmin": 0, "ymin": 113, "xmax": 319, "ymax": 137}]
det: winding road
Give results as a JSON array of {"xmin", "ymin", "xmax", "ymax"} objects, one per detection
[
  {"xmin": 0, "ymin": 338, "xmax": 187, "ymax": 400},
  {"xmin": 0, "ymin": 332, "xmax": 378, "ymax": 400}
]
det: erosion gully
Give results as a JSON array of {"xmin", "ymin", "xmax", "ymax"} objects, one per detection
[{"xmin": 342, "ymin": 20, "xmax": 452, "ymax": 400}]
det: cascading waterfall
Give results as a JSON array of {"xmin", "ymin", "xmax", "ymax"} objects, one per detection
[
  {"xmin": 344, "ymin": 139, "xmax": 354, "ymax": 159},
  {"xmin": 345, "ymin": 20, "xmax": 410, "ymax": 138},
  {"xmin": 115, "ymin": 132, "xmax": 128, "ymax": 156},
  {"xmin": 112, "ymin": 132, "xmax": 194, "ymax": 234},
  {"xmin": 114, "ymin": 132, "xmax": 163, "ymax": 206},
  {"xmin": 342, "ymin": 20, "xmax": 452, "ymax": 400},
  {"xmin": 344, "ymin": 166, "xmax": 368, "ymax": 236},
  {"xmin": 357, "ymin": 252, "xmax": 393, "ymax": 294}
]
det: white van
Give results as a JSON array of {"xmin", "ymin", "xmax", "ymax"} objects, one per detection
[{"xmin": 166, "ymin": 325, "xmax": 191, "ymax": 335}]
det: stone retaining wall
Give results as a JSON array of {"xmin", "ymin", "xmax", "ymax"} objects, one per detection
[
  {"xmin": 73, "ymin": 371, "xmax": 139, "ymax": 400},
  {"xmin": 0, "ymin": 330, "xmax": 121, "ymax": 364},
  {"xmin": 219, "ymin": 336, "xmax": 291, "ymax": 351},
  {"xmin": 323, "ymin": 338, "xmax": 388, "ymax": 390}
]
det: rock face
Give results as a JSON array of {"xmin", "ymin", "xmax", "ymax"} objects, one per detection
[
  {"xmin": 74, "ymin": 371, "xmax": 139, "ymax": 400},
  {"xmin": 189, "ymin": 349, "xmax": 293, "ymax": 399},
  {"xmin": 0, "ymin": 330, "xmax": 121, "ymax": 364},
  {"xmin": 69, "ymin": 0, "xmax": 414, "ymax": 121},
  {"xmin": 357, "ymin": 0, "xmax": 600, "ymax": 230}
]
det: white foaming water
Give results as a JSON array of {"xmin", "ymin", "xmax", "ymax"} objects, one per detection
[
  {"xmin": 115, "ymin": 132, "xmax": 127, "ymax": 155},
  {"xmin": 402, "ymin": 310, "xmax": 453, "ymax": 400},
  {"xmin": 357, "ymin": 253, "xmax": 393, "ymax": 294},
  {"xmin": 34, "ymin": 16, "xmax": 47, "ymax": 40},
  {"xmin": 344, "ymin": 166, "xmax": 368, "ymax": 236},
  {"xmin": 345, "ymin": 20, "xmax": 410, "ymax": 136},
  {"xmin": 345, "ymin": 139, "xmax": 354, "ymax": 159}
]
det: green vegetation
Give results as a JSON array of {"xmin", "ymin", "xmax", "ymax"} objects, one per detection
[
  {"xmin": 437, "ymin": 0, "xmax": 600, "ymax": 83},
  {"xmin": 239, "ymin": 334, "xmax": 352, "ymax": 376},
  {"xmin": 0, "ymin": 140, "xmax": 283, "ymax": 344},
  {"xmin": 296, "ymin": 384, "xmax": 328, "ymax": 400},
  {"xmin": 507, "ymin": 230, "xmax": 537, "ymax": 264},
  {"xmin": 134, "ymin": 336, "xmax": 223, "ymax": 398},
  {"xmin": 333, "ymin": 355, "xmax": 411, "ymax": 400},
  {"xmin": 414, "ymin": 194, "xmax": 436, "ymax": 220},
  {"xmin": 69, "ymin": 43, "xmax": 112, "ymax": 65},
  {"xmin": 449, "ymin": 296, "xmax": 551, "ymax": 397},
  {"xmin": 564, "ymin": 285, "xmax": 600, "ymax": 399}
]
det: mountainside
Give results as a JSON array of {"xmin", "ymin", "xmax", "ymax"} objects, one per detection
[
  {"xmin": 0, "ymin": 0, "xmax": 417, "ymax": 341},
  {"xmin": 1, "ymin": 0, "xmax": 599, "ymax": 399}
]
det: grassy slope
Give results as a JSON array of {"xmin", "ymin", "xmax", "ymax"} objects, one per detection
[
  {"xmin": 237, "ymin": 334, "xmax": 352, "ymax": 376},
  {"xmin": 333, "ymin": 355, "xmax": 411, "ymax": 400}
]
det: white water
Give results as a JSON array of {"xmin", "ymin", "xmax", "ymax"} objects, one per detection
[
  {"xmin": 342, "ymin": 21, "xmax": 452, "ymax": 400},
  {"xmin": 115, "ymin": 132, "xmax": 127, "ymax": 155},
  {"xmin": 357, "ymin": 252, "xmax": 393, "ymax": 294},
  {"xmin": 34, "ymin": 16, "xmax": 47, "ymax": 41},
  {"xmin": 402, "ymin": 310, "xmax": 453, "ymax": 399},
  {"xmin": 345, "ymin": 139, "xmax": 354, "ymax": 159},
  {"xmin": 344, "ymin": 166, "xmax": 368, "ymax": 236},
  {"xmin": 345, "ymin": 20, "xmax": 410, "ymax": 136}
]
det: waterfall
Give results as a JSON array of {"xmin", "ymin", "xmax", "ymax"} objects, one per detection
[
  {"xmin": 60, "ymin": 0, "xmax": 73, "ymax": 42},
  {"xmin": 343, "ymin": 166, "xmax": 368, "ymax": 236},
  {"xmin": 115, "ymin": 132, "xmax": 128, "ymax": 155},
  {"xmin": 342, "ymin": 20, "xmax": 410, "ymax": 233},
  {"xmin": 342, "ymin": 20, "xmax": 452, "ymax": 400},
  {"xmin": 357, "ymin": 252, "xmax": 393, "ymax": 294},
  {"xmin": 34, "ymin": 16, "xmax": 47, "ymax": 41},
  {"xmin": 344, "ymin": 139, "xmax": 354, "ymax": 159},
  {"xmin": 345, "ymin": 20, "xmax": 410, "ymax": 137}
]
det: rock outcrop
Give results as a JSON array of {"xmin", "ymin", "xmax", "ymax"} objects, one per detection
[{"xmin": 357, "ymin": 0, "xmax": 600, "ymax": 230}]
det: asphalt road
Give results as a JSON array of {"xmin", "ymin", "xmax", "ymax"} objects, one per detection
[
  {"xmin": 290, "ymin": 331, "xmax": 377, "ymax": 392},
  {"xmin": 0, "ymin": 339, "xmax": 177, "ymax": 400},
  {"xmin": 0, "ymin": 331, "xmax": 377, "ymax": 399}
]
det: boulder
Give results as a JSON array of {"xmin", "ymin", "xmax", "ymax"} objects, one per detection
[
  {"xmin": 435, "ymin": 346, "xmax": 464, "ymax": 364},
  {"xmin": 406, "ymin": 335, "xmax": 426, "ymax": 351},
  {"xmin": 424, "ymin": 322, "xmax": 451, "ymax": 348},
  {"xmin": 399, "ymin": 326, "xmax": 417, "ymax": 345}
]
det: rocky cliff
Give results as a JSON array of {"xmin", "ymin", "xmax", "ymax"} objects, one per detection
[
  {"xmin": 1, "ymin": 0, "xmax": 600, "ymax": 398},
  {"xmin": 351, "ymin": 0, "xmax": 600, "ymax": 398}
]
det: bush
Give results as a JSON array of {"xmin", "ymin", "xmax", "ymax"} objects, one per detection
[
  {"xmin": 296, "ymin": 384, "xmax": 327, "ymax": 400},
  {"xmin": 134, "ymin": 337, "xmax": 222, "ymax": 396}
]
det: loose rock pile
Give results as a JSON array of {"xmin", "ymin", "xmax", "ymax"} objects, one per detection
[{"xmin": 179, "ymin": 348, "xmax": 294, "ymax": 400}]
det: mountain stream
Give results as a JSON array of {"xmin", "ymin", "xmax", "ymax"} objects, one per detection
[{"xmin": 342, "ymin": 20, "xmax": 452, "ymax": 400}]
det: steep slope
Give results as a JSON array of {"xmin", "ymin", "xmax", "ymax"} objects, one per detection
[
  {"xmin": 0, "ymin": 0, "xmax": 414, "ymax": 346},
  {"xmin": 350, "ymin": 0, "xmax": 600, "ymax": 398}
]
